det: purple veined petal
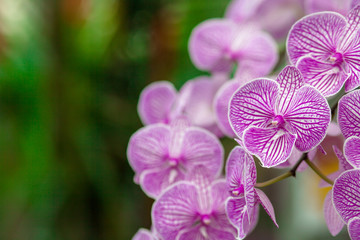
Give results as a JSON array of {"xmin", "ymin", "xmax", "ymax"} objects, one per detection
[
  {"xmin": 339, "ymin": 5, "xmax": 360, "ymax": 52},
  {"xmin": 226, "ymin": 197, "xmax": 260, "ymax": 239},
  {"xmin": 284, "ymin": 85, "xmax": 331, "ymax": 152},
  {"xmin": 348, "ymin": 217, "xmax": 360, "ymax": 240},
  {"xmin": 323, "ymin": 191, "xmax": 345, "ymax": 236},
  {"xmin": 235, "ymin": 29, "xmax": 278, "ymax": 78},
  {"xmin": 338, "ymin": 90, "xmax": 360, "ymax": 138},
  {"xmin": 352, "ymin": 0, "xmax": 360, "ymax": 8},
  {"xmin": 168, "ymin": 117, "xmax": 191, "ymax": 159},
  {"xmin": 225, "ymin": 0, "xmax": 265, "ymax": 23},
  {"xmin": 229, "ymin": 78, "xmax": 278, "ymax": 138},
  {"xmin": 188, "ymin": 19, "xmax": 236, "ymax": 73},
  {"xmin": 276, "ymin": 66, "xmax": 304, "ymax": 114},
  {"xmin": 180, "ymin": 127, "xmax": 224, "ymax": 178},
  {"xmin": 152, "ymin": 182, "xmax": 200, "ymax": 240},
  {"xmin": 255, "ymin": 189, "xmax": 279, "ymax": 227},
  {"xmin": 333, "ymin": 169, "xmax": 360, "ymax": 223},
  {"xmin": 137, "ymin": 81, "xmax": 177, "ymax": 125},
  {"xmin": 344, "ymin": 136, "xmax": 360, "ymax": 168},
  {"xmin": 305, "ymin": 0, "xmax": 352, "ymax": 15},
  {"xmin": 178, "ymin": 75, "xmax": 226, "ymax": 136},
  {"xmin": 127, "ymin": 124, "xmax": 171, "ymax": 182},
  {"xmin": 175, "ymin": 224, "xmax": 236, "ymax": 240},
  {"xmin": 132, "ymin": 228, "xmax": 155, "ymax": 240},
  {"xmin": 343, "ymin": 32, "xmax": 360, "ymax": 92},
  {"xmin": 296, "ymin": 56, "xmax": 349, "ymax": 96},
  {"xmin": 214, "ymin": 79, "xmax": 241, "ymax": 137},
  {"xmin": 139, "ymin": 167, "xmax": 186, "ymax": 199},
  {"xmin": 243, "ymin": 126, "xmax": 297, "ymax": 168},
  {"xmin": 287, "ymin": 12, "xmax": 347, "ymax": 65},
  {"xmin": 225, "ymin": 146, "xmax": 256, "ymax": 196}
]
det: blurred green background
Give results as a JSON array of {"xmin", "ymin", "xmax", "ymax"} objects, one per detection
[{"xmin": 0, "ymin": 0, "xmax": 351, "ymax": 239}]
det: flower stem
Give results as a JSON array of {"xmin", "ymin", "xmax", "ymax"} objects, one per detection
[
  {"xmin": 304, "ymin": 158, "xmax": 334, "ymax": 185},
  {"xmin": 255, "ymin": 171, "xmax": 292, "ymax": 188}
]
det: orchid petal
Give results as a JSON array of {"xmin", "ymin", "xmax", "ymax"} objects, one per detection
[
  {"xmin": 287, "ymin": 12, "xmax": 346, "ymax": 64},
  {"xmin": 338, "ymin": 90, "xmax": 360, "ymax": 138},
  {"xmin": 188, "ymin": 19, "xmax": 235, "ymax": 73},
  {"xmin": 132, "ymin": 228, "xmax": 154, "ymax": 240},
  {"xmin": 181, "ymin": 127, "xmax": 224, "ymax": 178},
  {"xmin": 255, "ymin": 189, "xmax": 278, "ymax": 227},
  {"xmin": 176, "ymin": 225, "xmax": 235, "ymax": 240},
  {"xmin": 138, "ymin": 81, "xmax": 177, "ymax": 125},
  {"xmin": 235, "ymin": 30, "xmax": 278, "ymax": 78},
  {"xmin": 348, "ymin": 217, "xmax": 360, "ymax": 240},
  {"xmin": 343, "ymin": 32, "xmax": 360, "ymax": 92},
  {"xmin": 352, "ymin": 0, "xmax": 360, "ymax": 9},
  {"xmin": 340, "ymin": 5, "xmax": 360, "ymax": 52},
  {"xmin": 327, "ymin": 121, "xmax": 342, "ymax": 136},
  {"xmin": 152, "ymin": 182, "xmax": 199, "ymax": 240},
  {"xmin": 296, "ymin": 56, "xmax": 349, "ymax": 96},
  {"xmin": 179, "ymin": 76, "xmax": 225, "ymax": 136},
  {"xmin": 127, "ymin": 124, "xmax": 170, "ymax": 181},
  {"xmin": 226, "ymin": 197, "xmax": 259, "ymax": 239},
  {"xmin": 229, "ymin": 79, "xmax": 278, "ymax": 138},
  {"xmin": 276, "ymin": 66, "xmax": 304, "ymax": 114},
  {"xmin": 323, "ymin": 191, "xmax": 345, "ymax": 236},
  {"xmin": 243, "ymin": 126, "xmax": 296, "ymax": 168},
  {"xmin": 225, "ymin": 0, "xmax": 264, "ymax": 23},
  {"xmin": 214, "ymin": 79, "xmax": 241, "ymax": 137},
  {"xmin": 276, "ymin": 148, "xmax": 308, "ymax": 172},
  {"xmin": 305, "ymin": 0, "xmax": 352, "ymax": 15},
  {"xmin": 333, "ymin": 169, "xmax": 360, "ymax": 223},
  {"xmin": 344, "ymin": 136, "xmax": 360, "ymax": 168},
  {"xmin": 225, "ymin": 146, "xmax": 256, "ymax": 197},
  {"xmin": 285, "ymin": 85, "xmax": 331, "ymax": 152},
  {"xmin": 140, "ymin": 168, "xmax": 185, "ymax": 198}
]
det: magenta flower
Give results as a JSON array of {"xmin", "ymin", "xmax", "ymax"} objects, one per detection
[
  {"xmin": 127, "ymin": 118, "xmax": 223, "ymax": 198},
  {"xmin": 189, "ymin": 19, "xmax": 278, "ymax": 76},
  {"xmin": 137, "ymin": 75, "xmax": 226, "ymax": 136},
  {"xmin": 225, "ymin": 0, "xmax": 304, "ymax": 40},
  {"xmin": 229, "ymin": 66, "xmax": 331, "ymax": 167},
  {"xmin": 132, "ymin": 228, "xmax": 155, "ymax": 240},
  {"xmin": 287, "ymin": 5, "xmax": 360, "ymax": 96},
  {"xmin": 225, "ymin": 146, "xmax": 278, "ymax": 239},
  {"xmin": 304, "ymin": 0, "xmax": 356, "ymax": 15},
  {"xmin": 338, "ymin": 89, "xmax": 360, "ymax": 138},
  {"xmin": 152, "ymin": 166, "xmax": 236, "ymax": 240}
]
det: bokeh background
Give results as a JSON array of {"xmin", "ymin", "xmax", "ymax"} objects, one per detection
[{"xmin": 0, "ymin": 0, "xmax": 351, "ymax": 239}]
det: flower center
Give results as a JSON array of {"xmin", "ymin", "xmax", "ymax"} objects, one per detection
[
  {"xmin": 168, "ymin": 157, "xmax": 179, "ymax": 167},
  {"xmin": 201, "ymin": 215, "xmax": 211, "ymax": 225},
  {"xmin": 231, "ymin": 186, "xmax": 244, "ymax": 196},
  {"xmin": 271, "ymin": 115, "xmax": 285, "ymax": 128},
  {"xmin": 328, "ymin": 52, "xmax": 343, "ymax": 65}
]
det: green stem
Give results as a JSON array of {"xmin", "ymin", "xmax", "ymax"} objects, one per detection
[
  {"xmin": 304, "ymin": 158, "xmax": 334, "ymax": 185},
  {"xmin": 255, "ymin": 171, "xmax": 292, "ymax": 188}
]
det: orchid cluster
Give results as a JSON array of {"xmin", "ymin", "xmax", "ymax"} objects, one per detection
[{"xmin": 127, "ymin": 0, "xmax": 360, "ymax": 239}]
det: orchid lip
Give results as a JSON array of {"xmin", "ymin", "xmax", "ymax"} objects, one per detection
[
  {"xmin": 328, "ymin": 52, "xmax": 343, "ymax": 65},
  {"xmin": 201, "ymin": 215, "xmax": 211, "ymax": 225},
  {"xmin": 168, "ymin": 157, "xmax": 179, "ymax": 167},
  {"xmin": 271, "ymin": 115, "xmax": 285, "ymax": 128}
]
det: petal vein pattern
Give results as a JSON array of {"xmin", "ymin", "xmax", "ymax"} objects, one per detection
[
  {"xmin": 338, "ymin": 90, "xmax": 360, "ymax": 138},
  {"xmin": 284, "ymin": 86, "xmax": 331, "ymax": 152},
  {"xmin": 229, "ymin": 79, "xmax": 278, "ymax": 138},
  {"xmin": 333, "ymin": 169, "xmax": 360, "ymax": 224}
]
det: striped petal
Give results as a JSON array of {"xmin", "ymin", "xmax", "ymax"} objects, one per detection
[
  {"xmin": 229, "ymin": 79, "xmax": 278, "ymax": 138},
  {"xmin": 340, "ymin": 5, "xmax": 360, "ymax": 52},
  {"xmin": 333, "ymin": 169, "xmax": 360, "ymax": 223},
  {"xmin": 127, "ymin": 124, "xmax": 170, "ymax": 182},
  {"xmin": 255, "ymin": 189, "xmax": 278, "ymax": 227},
  {"xmin": 296, "ymin": 56, "xmax": 349, "ymax": 97},
  {"xmin": 344, "ymin": 136, "xmax": 360, "ymax": 168},
  {"xmin": 181, "ymin": 127, "xmax": 224, "ymax": 178},
  {"xmin": 243, "ymin": 126, "xmax": 296, "ymax": 168},
  {"xmin": 176, "ymin": 225, "xmax": 236, "ymax": 240},
  {"xmin": 138, "ymin": 81, "xmax": 177, "ymax": 125},
  {"xmin": 304, "ymin": 0, "xmax": 352, "ymax": 15},
  {"xmin": 348, "ymin": 217, "xmax": 360, "ymax": 240},
  {"xmin": 285, "ymin": 85, "xmax": 331, "ymax": 152},
  {"xmin": 226, "ymin": 197, "xmax": 259, "ymax": 239},
  {"xmin": 276, "ymin": 66, "xmax": 304, "ymax": 114},
  {"xmin": 152, "ymin": 182, "xmax": 199, "ymax": 240},
  {"xmin": 323, "ymin": 191, "xmax": 345, "ymax": 236},
  {"xmin": 338, "ymin": 90, "xmax": 360, "ymax": 138}
]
